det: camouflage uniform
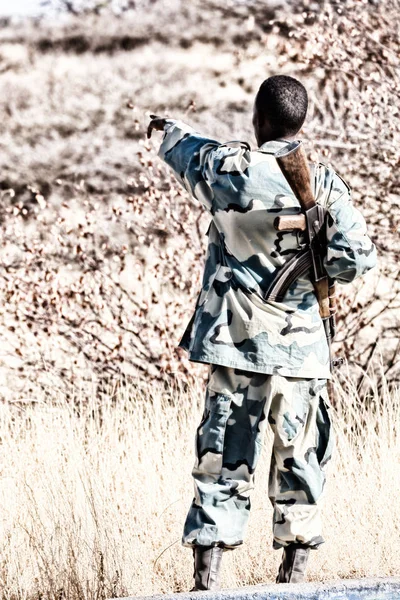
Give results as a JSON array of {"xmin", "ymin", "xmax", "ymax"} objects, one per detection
[
  {"xmin": 157, "ymin": 119, "xmax": 377, "ymax": 549},
  {"xmin": 182, "ymin": 365, "xmax": 332, "ymax": 549}
]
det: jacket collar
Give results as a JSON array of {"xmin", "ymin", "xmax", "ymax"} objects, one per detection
[{"xmin": 257, "ymin": 139, "xmax": 294, "ymax": 155}]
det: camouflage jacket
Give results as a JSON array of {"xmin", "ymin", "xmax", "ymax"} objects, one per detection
[{"xmin": 158, "ymin": 119, "xmax": 377, "ymax": 378}]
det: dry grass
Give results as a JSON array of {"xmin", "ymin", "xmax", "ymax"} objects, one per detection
[{"xmin": 0, "ymin": 369, "xmax": 399, "ymax": 599}]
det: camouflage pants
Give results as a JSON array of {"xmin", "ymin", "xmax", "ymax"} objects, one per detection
[{"xmin": 182, "ymin": 365, "xmax": 333, "ymax": 550}]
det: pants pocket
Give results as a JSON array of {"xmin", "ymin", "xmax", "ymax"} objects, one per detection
[{"xmin": 195, "ymin": 390, "xmax": 232, "ymax": 474}]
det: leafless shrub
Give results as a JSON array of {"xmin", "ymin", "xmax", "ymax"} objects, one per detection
[
  {"xmin": 0, "ymin": 0, "xmax": 398, "ymax": 397},
  {"xmin": 277, "ymin": 0, "xmax": 400, "ymax": 388}
]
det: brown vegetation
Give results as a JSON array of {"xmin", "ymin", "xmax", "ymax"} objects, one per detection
[
  {"xmin": 0, "ymin": 2, "xmax": 399, "ymax": 598},
  {"xmin": 0, "ymin": 1, "xmax": 398, "ymax": 397}
]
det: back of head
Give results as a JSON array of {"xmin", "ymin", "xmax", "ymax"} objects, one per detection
[{"xmin": 255, "ymin": 75, "xmax": 308, "ymax": 138}]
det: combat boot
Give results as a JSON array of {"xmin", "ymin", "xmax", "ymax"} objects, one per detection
[
  {"xmin": 190, "ymin": 545, "xmax": 224, "ymax": 591},
  {"xmin": 276, "ymin": 543, "xmax": 310, "ymax": 583}
]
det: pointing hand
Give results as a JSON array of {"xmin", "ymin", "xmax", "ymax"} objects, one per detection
[{"xmin": 147, "ymin": 114, "xmax": 168, "ymax": 139}]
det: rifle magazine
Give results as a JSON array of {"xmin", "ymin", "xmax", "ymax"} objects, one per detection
[{"xmin": 263, "ymin": 249, "xmax": 312, "ymax": 302}]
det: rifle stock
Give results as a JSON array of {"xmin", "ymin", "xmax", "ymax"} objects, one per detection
[
  {"xmin": 275, "ymin": 142, "xmax": 332, "ymax": 322},
  {"xmin": 275, "ymin": 142, "xmax": 315, "ymax": 210}
]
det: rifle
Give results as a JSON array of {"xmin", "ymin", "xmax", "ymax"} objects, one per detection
[{"xmin": 262, "ymin": 141, "xmax": 341, "ymax": 370}]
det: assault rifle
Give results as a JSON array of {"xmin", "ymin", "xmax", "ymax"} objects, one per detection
[{"xmin": 263, "ymin": 141, "xmax": 342, "ymax": 370}]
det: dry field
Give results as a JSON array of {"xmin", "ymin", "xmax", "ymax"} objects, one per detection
[
  {"xmin": 1, "ymin": 373, "xmax": 400, "ymax": 600},
  {"xmin": 0, "ymin": 1, "xmax": 399, "ymax": 598}
]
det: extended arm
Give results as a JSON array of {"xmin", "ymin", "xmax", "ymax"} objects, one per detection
[
  {"xmin": 149, "ymin": 117, "xmax": 220, "ymax": 212},
  {"xmin": 149, "ymin": 117, "xmax": 251, "ymax": 213}
]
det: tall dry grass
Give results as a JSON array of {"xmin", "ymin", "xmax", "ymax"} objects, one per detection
[{"xmin": 0, "ymin": 367, "xmax": 399, "ymax": 600}]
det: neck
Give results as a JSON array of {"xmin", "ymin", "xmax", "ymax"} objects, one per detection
[{"xmin": 258, "ymin": 132, "xmax": 296, "ymax": 146}]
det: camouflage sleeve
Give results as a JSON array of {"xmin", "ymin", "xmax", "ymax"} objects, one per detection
[
  {"xmin": 157, "ymin": 119, "xmax": 221, "ymax": 212},
  {"xmin": 158, "ymin": 119, "xmax": 252, "ymax": 214},
  {"xmin": 323, "ymin": 172, "xmax": 377, "ymax": 284}
]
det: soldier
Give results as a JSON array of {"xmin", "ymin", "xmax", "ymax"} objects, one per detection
[{"xmin": 147, "ymin": 75, "xmax": 377, "ymax": 589}]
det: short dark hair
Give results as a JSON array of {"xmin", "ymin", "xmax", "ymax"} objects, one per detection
[{"xmin": 255, "ymin": 75, "xmax": 308, "ymax": 137}]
